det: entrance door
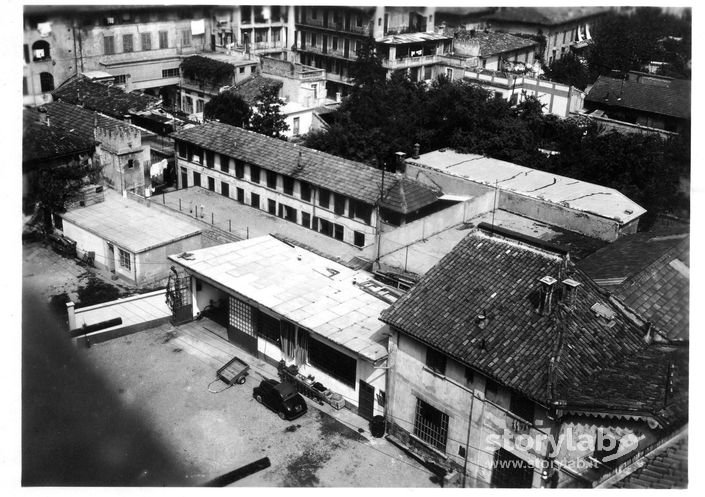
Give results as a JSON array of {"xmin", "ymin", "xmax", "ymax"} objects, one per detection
[
  {"xmin": 491, "ymin": 448, "xmax": 534, "ymax": 488},
  {"xmin": 166, "ymin": 274, "xmax": 193, "ymax": 325},
  {"xmin": 106, "ymin": 242, "xmax": 116, "ymax": 272},
  {"xmin": 180, "ymin": 167, "xmax": 188, "ymax": 189},
  {"xmin": 358, "ymin": 380, "xmax": 375, "ymax": 420},
  {"xmin": 228, "ymin": 296, "xmax": 258, "ymax": 355}
]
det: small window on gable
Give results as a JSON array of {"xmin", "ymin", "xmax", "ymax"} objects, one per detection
[{"xmin": 426, "ymin": 347, "xmax": 446, "ymax": 375}]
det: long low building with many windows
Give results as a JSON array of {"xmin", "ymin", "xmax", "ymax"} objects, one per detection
[{"xmin": 171, "ymin": 121, "xmax": 444, "ymax": 249}]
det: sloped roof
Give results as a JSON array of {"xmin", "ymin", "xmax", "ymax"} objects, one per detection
[
  {"xmin": 456, "ymin": 30, "xmax": 538, "ymax": 57},
  {"xmin": 578, "ymin": 231, "xmax": 688, "ymax": 287},
  {"xmin": 612, "ymin": 431, "xmax": 688, "ymax": 489},
  {"xmin": 586, "ymin": 75, "xmax": 691, "ymax": 120},
  {"xmin": 172, "ymin": 121, "xmax": 441, "ymax": 213},
  {"xmin": 380, "ymin": 224, "xmax": 685, "ymax": 424},
  {"xmin": 229, "ymin": 75, "xmax": 283, "ymax": 105},
  {"xmin": 23, "ymin": 109, "xmax": 95, "ymax": 167},
  {"xmin": 52, "ymin": 76, "xmax": 161, "ymax": 119},
  {"xmin": 484, "ymin": 7, "xmax": 609, "ymax": 26},
  {"xmin": 40, "ymin": 101, "xmax": 133, "ymax": 140},
  {"xmin": 615, "ymin": 237, "xmax": 689, "ymax": 341}
]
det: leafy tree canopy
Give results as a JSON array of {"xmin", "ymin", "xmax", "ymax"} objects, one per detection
[
  {"xmin": 544, "ymin": 53, "xmax": 591, "ymax": 90},
  {"xmin": 203, "ymin": 92, "xmax": 252, "ymax": 128},
  {"xmin": 249, "ymin": 85, "xmax": 289, "ymax": 139}
]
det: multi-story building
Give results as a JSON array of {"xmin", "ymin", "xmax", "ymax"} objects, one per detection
[
  {"xmin": 23, "ymin": 5, "xmax": 212, "ymax": 109},
  {"xmin": 211, "ymin": 5, "xmax": 296, "ymax": 57},
  {"xmin": 171, "ymin": 121, "xmax": 443, "ymax": 250},
  {"xmin": 380, "ymin": 223, "xmax": 687, "ymax": 488},
  {"xmin": 294, "ymin": 6, "xmax": 455, "ymax": 98},
  {"xmin": 483, "ymin": 7, "xmax": 609, "ymax": 64}
]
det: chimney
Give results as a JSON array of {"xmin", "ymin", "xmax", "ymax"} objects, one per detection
[
  {"xmin": 537, "ymin": 276, "xmax": 557, "ymax": 315},
  {"xmin": 296, "ymin": 149, "xmax": 304, "ymax": 171},
  {"xmin": 412, "ymin": 143, "xmax": 420, "ymax": 159},
  {"xmin": 37, "ymin": 106, "xmax": 49, "ymax": 126},
  {"xmin": 475, "ymin": 309, "xmax": 488, "ymax": 330},
  {"xmin": 561, "ymin": 278, "xmax": 581, "ymax": 308},
  {"xmin": 394, "ymin": 151, "xmax": 407, "ymax": 174}
]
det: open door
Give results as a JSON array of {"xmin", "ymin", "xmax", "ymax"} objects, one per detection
[
  {"xmin": 358, "ymin": 380, "xmax": 375, "ymax": 420},
  {"xmin": 166, "ymin": 270, "xmax": 192, "ymax": 325}
]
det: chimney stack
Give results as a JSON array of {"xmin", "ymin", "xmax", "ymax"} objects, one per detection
[
  {"xmin": 538, "ymin": 276, "xmax": 557, "ymax": 315},
  {"xmin": 412, "ymin": 143, "xmax": 420, "ymax": 159},
  {"xmin": 395, "ymin": 151, "xmax": 407, "ymax": 174},
  {"xmin": 561, "ymin": 278, "xmax": 581, "ymax": 308},
  {"xmin": 38, "ymin": 106, "xmax": 49, "ymax": 126}
]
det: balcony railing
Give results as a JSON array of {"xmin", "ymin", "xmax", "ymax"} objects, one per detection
[{"xmin": 382, "ymin": 54, "xmax": 439, "ymax": 70}]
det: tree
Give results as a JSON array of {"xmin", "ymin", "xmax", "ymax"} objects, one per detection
[
  {"xmin": 249, "ymin": 86, "xmax": 289, "ymax": 139},
  {"xmin": 203, "ymin": 92, "xmax": 252, "ymax": 128},
  {"xmin": 32, "ymin": 153, "xmax": 102, "ymax": 231},
  {"xmin": 543, "ymin": 53, "xmax": 591, "ymax": 90},
  {"xmin": 349, "ymin": 36, "xmax": 387, "ymax": 90}
]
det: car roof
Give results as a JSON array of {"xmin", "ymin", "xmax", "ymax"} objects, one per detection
[{"xmin": 274, "ymin": 382, "xmax": 298, "ymax": 397}]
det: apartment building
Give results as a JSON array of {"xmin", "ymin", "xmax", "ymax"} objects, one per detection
[{"xmin": 211, "ymin": 5, "xmax": 296, "ymax": 57}]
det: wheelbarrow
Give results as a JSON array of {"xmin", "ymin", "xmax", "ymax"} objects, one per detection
[{"xmin": 208, "ymin": 355, "xmax": 250, "ymax": 393}]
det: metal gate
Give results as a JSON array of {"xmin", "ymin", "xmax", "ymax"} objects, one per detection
[{"xmin": 166, "ymin": 271, "xmax": 192, "ymax": 325}]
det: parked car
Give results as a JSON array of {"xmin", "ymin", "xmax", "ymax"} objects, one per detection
[{"xmin": 253, "ymin": 379, "xmax": 307, "ymax": 420}]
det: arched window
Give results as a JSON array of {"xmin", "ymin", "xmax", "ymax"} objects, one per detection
[
  {"xmin": 39, "ymin": 72, "xmax": 54, "ymax": 92},
  {"xmin": 32, "ymin": 40, "xmax": 51, "ymax": 61}
]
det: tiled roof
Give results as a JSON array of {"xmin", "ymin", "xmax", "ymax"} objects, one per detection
[
  {"xmin": 52, "ymin": 76, "xmax": 161, "ymax": 119},
  {"xmin": 612, "ymin": 432, "xmax": 688, "ymax": 489},
  {"xmin": 456, "ymin": 30, "xmax": 538, "ymax": 57},
  {"xmin": 380, "ymin": 224, "xmax": 685, "ymax": 422},
  {"xmin": 229, "ymin": 75, "xmax": 283, "ymax": 105},
  {"xmin": 586, "ymin": 75, "xmax": 691, "ymax": 120},
  {"xmin": 578, "ymin": 231, "xmax": 688, "ymax": 287},
  {"xmin": 377, "ymin": 32, "xmax": 452, "ymax": 45},
  {"xmin": 40, "ymin": 101, "xmax": 133, "ymax": 142},
  {"xmin": 484, "ymin": 7, "xmax": 608, "ymax": 26},
  {"xmin": 172, "ymin": 121, "xmax": 441, "ymax": 213},
  {"xmin": 23, "ymin": 108, "xmax": 95, "ymax": 166},
  {"xmin": 615, "ymin": 237, "xmax": 689, "ymax": 341}
]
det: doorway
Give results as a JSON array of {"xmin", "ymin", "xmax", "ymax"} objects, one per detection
[{"xmin": 358, "ymin": 380, "xmax": 375, "ymax": 420}]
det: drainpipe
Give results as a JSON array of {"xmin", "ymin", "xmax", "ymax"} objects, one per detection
[{"xmin": 461, "ymin": 391, "xmax": 476, "ymax": 487}]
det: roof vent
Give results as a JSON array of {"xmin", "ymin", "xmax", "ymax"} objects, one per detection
[{"xmin": 475, "ymin": 309, "xmax": 488, "ymax": 330}]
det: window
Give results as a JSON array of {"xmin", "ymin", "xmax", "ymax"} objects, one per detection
[
  {"xmin": 318, "ymin": 188, "xmax": 330, "ymax": 208},
  {"xmin": 486, "ymin": 379, "xmax": 500, "ymax": 403},
  {"xmin": 351, "ymin": 200, "xmax": 373, "ymax": 224},
  {"xmin": 39, "ymin": 72, "xmax": 54, "ymax": 92},
  {"xmin": 221, "ymin": 182, "xmax": 229, "ymax": 198},
  {"xmin": 162, "ymin": 68, "xmax": 179, "ymax": 78},
  {"xmin": 319, "ymin": 218, "xmax": 333, "ymax": 237},
  {"xmin": 141, "ymin": 32, "xmax": 152, "ymax": 51},
  {"xmin": 196, "ymin": 99, "xmax": 204, "ymax": 113},
  {"xmin": 104, "ymin": 35, "xmax": 115, "ymax": 55},
  {"xmin": 446, "ymin": 68, "xmax": 453, "ymax": 79},
  {"xmin": 311, "ymin": 33, "xmax": 317, "ymax": 47},
  {"xmin": 239, "ymin": 66, "xmax": 245, "ymax": 74},
  {"xmin": 251, "ymin": 193, "xmax": 260, "ymax": 208},
  {"xmin": 465, "ymin": 367, "xmax": 474, "ymax": 386},
  {"xmin": 181, "ymin": 29, "xmax": 192, "ymax": 47},
  {"xmin": 236, "ymin": 187, "xmax": 244, "ymax": 203},
  {"xmin": 182, "ymin": 96, "xmax": 193, "ymax": 113},
  {"xmin": 220, "ymin": 154, "xmax": 229, "ymax": 173},
  {"xmin": 207, "ymin": 177, "xmax": 215, "ymax": 191},
  {"xmin": 205, "ymin": 150, "xmax": 214, "ymax": 169},
  {"xmin": 24, "ymin": 44, "xmax": 29, "ymax": 63},
  {"xmin": 32, "ymin": 40, "xmax": 51, "ymax": 61},
  {"xmin": 283, "ymin": 177, "xmax": 294, "ymax": 195},
  {"xmin": 333, "ymin": 194, "xmax": 346, "ymax": 215},
  {"xmin": 293, "ymin": 117, "xmax": 300, "ymax": 136},
  {"xmin": 189, "ymin": 145, "xmax": 201, "ymax": 163},
  {"xmin": 300, "ymin": 182, "xmax": 311, "ymax": 202},
  {"xmin": 308, "ymin": 337, "xmax": 356, "ymax": 387},
  {"xmin": 177, "ymin": 141, "xmax": 187, "ymax": 158},
  {"xmin": 122, "ymin": 34, "xmax": 134, "ymax": 52},
  {"xmin": 333, "ymin": 224, "xmax": 344, "ymax": 241},
  {"xmin": 356, "ymin": 15, "xmax": 362, "ymax": 27},
  {"xmin": 301, "ymin": 212, "xmax": 311, "ymax": 229},
  {"xmin": 279, "ymin": 204, "xmax": 297, "ymax": 223},
  {"xmin": 510, "ymin": 393, "xmax": 535, "ymax": 423},
  {"xmin": 193, "ymin": 171, "xmax": 201, "ymax": 187},
  {"xmin": 114, "ymin": 74, "xmax": 127, "ymax": 85},
  {"xmin": 268, "ymin": 199, "xmax": 277, "ymax": 215},
  {"xmin": 118, "ymin": 248, "xmax": 131, "ymax": 271},
  {"xmin": 353, "ymin": 231, "xmax": 365, "ymax": 247},
  {"xmin": 159, "ymin": 30, "xmax": 168, "ymax": 49},
  {"xmin": 235, "ymin": 160, "xmax": 244, "ymax": 178},
  {"xmin": 229, "ymin": 296, "xmax": 255, "ymax": 336},
  {"xmin": 491, "ymin": 448, "xmax": 533, "ymax": 488},
  {"xmin": 414, "ymin": 398, "xmax": 449, "ymax": 452},
  {"xmin": 266, "ymin": 170, "xmax": 277, "ymax": 189},
  {"xmin": 332, "ymin": 37, "xmax": 338, "ymax": 51},
  {"xmin": 311, "ymin": 8, "xmax": 317, "ymax": 20},
  {"xmin": 257, "ymin": 310, "xmax": 281, "ymax": 345},
  {"xmin": 23, "ymin": 77, "xmax": 28, "ymax": 96},
  {"xmin": 425, "ymin": 347, "xmax": 446, "ymax": 375},
  {"xmin": 250, "ymin": 165, "xmax": 260, "ymax": 183}
]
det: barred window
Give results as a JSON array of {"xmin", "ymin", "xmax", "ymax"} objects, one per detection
[
  {"xmin": 118, "ymin": 248, "xmax": 131, "ymax": 271},
  {"xmin": 159, "ymin": 30, "xmax": 168, "ymax": 49},
  {"xmin": 229, "ymin": 296, "xmax": 254, "ymax": 336},
  {"xmin": 122, "ymin": 34, "xmax": 133, "ymax": 53},
  {"xmin": 141, "ymin": 32, "xmax": 152, "ymax": 51},
  {"xmin": 414, "ymin": 398, "xmax": 449, "ymax": 452},
  {"xmin": 162, "ymin": 68, "xmax": 179, "ymax": 78}
]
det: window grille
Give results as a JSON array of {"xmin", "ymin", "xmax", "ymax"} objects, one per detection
[
  {"xmin": 118, "ymin": 248, "xmax": 131, "ymax": 271},
  {"xmin": 414, "ymin": 398, "xmax": 449, "ymax": 452},
  {"xmin": 229, "ymin": 296, "xmax": 254, "ymax": 336}
]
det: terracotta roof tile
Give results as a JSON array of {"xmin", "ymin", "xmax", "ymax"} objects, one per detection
[
  {"xmin": 23, "ymin": 108, "xmax": 95, "ymax": 166},
  {"xmin": 613, "ymin": 433, "xmax": 688, "ymax": 489},
  {"xmin": 172, "ymin": 121, "xmax": 441, "ymax": 213}
]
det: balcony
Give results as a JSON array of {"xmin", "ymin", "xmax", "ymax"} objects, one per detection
[{"xmin": 382, "ymin": 54, "xmax": 440, "ymax": 70}]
